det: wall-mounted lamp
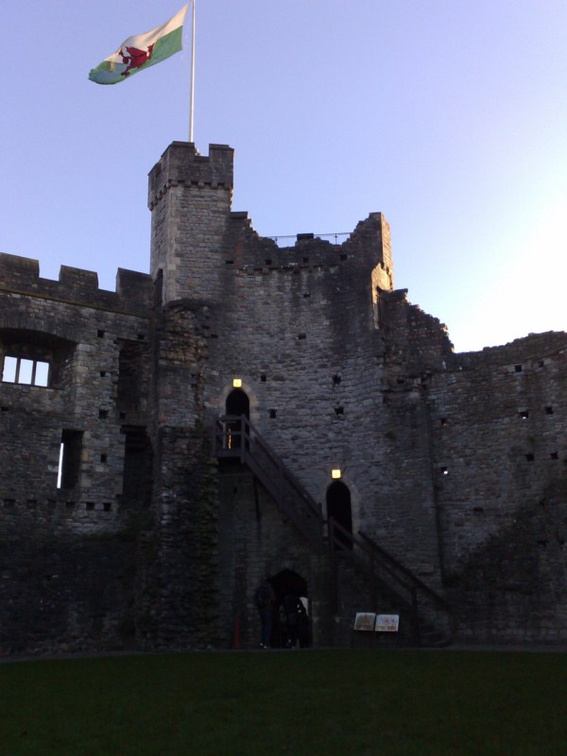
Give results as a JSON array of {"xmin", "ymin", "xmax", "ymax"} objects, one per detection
[
  {"xmin": 331, "ymin": 469, "xmax": 342, "ymax": 479},
  {"xmin": 232, "ymin": 378, "xmax": 242, "ymax": 388}
]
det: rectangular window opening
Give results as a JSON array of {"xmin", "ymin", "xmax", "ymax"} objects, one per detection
[
  {"xmin": 2, "ymin": 355, "xmax": 50, "ymax": 387},
  {"xmin": 57, "ymin": 430, "xmax": 83, "ymax": 490}
]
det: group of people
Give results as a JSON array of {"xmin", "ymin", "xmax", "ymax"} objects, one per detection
[{"xmin": 254, "ymin": 579, "xmax": 310, "ymax": 649}]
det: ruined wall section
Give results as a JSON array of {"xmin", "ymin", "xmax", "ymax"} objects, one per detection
[
  {"xmin": 0, "ymin": 257, "xmax": 153, "ymax": 654},
  {"xmin": 379, "ymin": 288, "xmax": 457, "ymax": 378},
  {"xmin": 0, "ymin": 254, "xmax": 152, "ymax": 523},
  {"xmin": 428, "ymin": 333, "xmax": 567, "ymax": 642}
]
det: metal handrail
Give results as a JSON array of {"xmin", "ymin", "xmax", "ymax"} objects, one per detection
[
  {"xmin": 328, "ymin": 518, "xmax": 451, "ymax": 646},
  {"xmin": 358, "ymin": 531, "xmax": 449, "ymax": 609},
  {"xmin": 329, "ymin": 518, "xmax": 415, "ymax": 607},
  {"xmin": 267, "ymin": 232, "xmax": 351, "ymax": 247},
  {"xmin": 213, "ymin": 415, "xmax": 324, "ymax": 548}
]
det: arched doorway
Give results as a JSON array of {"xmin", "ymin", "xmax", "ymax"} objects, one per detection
[
  {"xmin": 225, "ymin": 388, "xmax": 249, "ymax": 418},
  {"xmin": 224, "ymin": 388, "xmax": 249, "ymax": 450},
  {"xmin": 327, "ymin": 480, "xmax": 353, "ymax": 550}
]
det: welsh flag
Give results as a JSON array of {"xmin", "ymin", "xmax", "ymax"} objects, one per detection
[{"xmin": 89, "ymin": 4, "xmax": 189, "ymax": 85}]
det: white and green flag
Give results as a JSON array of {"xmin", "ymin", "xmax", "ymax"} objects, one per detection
[{"xmin": 89, "ymin": 4, "xmax": 189, "ymax": 85}]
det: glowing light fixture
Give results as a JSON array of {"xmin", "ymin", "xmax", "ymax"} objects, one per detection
[
  {"xmin": 331, "ymin": 469, "xmax": 342, "ymax": 479},
  {"xmin": 232, "ymin": 378, "xmax": 242, "ymax": 388}
]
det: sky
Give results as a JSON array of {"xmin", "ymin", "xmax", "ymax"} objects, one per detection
[{"xmin": 2, "ymin": 0, "xmax": 566, "ymax": 353}]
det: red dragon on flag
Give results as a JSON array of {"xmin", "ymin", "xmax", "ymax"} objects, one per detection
[{"xmin": 119, "ymin": 44, "xmax": 156, "ymax": 77}]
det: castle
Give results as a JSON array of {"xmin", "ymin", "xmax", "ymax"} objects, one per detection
[{"xmin": 1, "ymin": 141, "xmax": 566, "ymax": 654}]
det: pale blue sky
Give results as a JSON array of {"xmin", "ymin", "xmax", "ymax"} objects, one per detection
[{"xmin": 2, "ymin": 1, "xmax": 566, "ymax": 352}]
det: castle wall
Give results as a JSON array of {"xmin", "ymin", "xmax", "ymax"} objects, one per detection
[
  {"xmin": 0, "ymin": 255, "xmax": 154, "ymax": 653},
  {"xmin": 428, "ymin": 333, "xmax": 567, "ymax": 642},
  {"xmin": 1, "ymin": 140, "xmax": 566, "ymax": 654}
]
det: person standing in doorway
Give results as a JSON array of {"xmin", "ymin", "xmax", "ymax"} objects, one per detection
[{"xmin": 255, "ymin": 579, "xmax": 276, "ymax": 648}]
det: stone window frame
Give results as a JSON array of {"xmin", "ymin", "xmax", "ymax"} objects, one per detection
[
  {"xmin": 1, "ymin": 354, "xmax": 50, "ymax": 387},
  {"xmin": 0, "ymin": 328, "xmax": 77, "ymax": 389}
]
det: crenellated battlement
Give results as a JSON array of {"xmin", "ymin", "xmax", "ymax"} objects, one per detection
[
  {"xmin": 148, "ymin": 141, "xmax": 234, "ymax": 210},
  {"xmin": 0, "ymin": 252, "xmax": 152, "ymax": 314}
]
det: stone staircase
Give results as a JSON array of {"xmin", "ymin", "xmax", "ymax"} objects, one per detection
[
  {"xmin": 213, "ymin": 415, "xmax": 452, "ymax": 647},
  {"xmin": 213, "ymin": 415, "xmax": 325, "ymax": 552},
  {"xmin": 328, "ymin": 519, "xmax": 452, "ymax": 647}
]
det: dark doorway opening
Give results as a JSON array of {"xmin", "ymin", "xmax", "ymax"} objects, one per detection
[
  {"xmin": 225, "ymin": 389, "xmax": 250, "ymax": 451},
  {"xmin": 327, "ymin": 480, "xmax": 353, "ymax": 550},
  {"xmin": 225, "ymin": 388, "xmax": 249, "ymax": 418},
  {"xmin": 269, "ymin": 569, "xmax": 310, "ymax": 649},
  {"xmin": 121, "ymin": 425, "xmax": 152, "ymax": 504}
]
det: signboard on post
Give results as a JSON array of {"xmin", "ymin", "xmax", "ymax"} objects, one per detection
[
  {"xmin": 375, "ymin": 614, "xmax": 400, "ymax": 632},
  {"xmin": 354, "ymin": 612, "xmax": 400, "ymax": 632},
  {"xmin": 353, "ymin": 612, "xmax": 376, "ymax": 632}
]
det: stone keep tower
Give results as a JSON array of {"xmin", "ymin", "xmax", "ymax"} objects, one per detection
[
  {"xmin": 143, "ymin": 141, "xmax": 449, "ymax": 649},
  {"xmin": 148, "ymin": 142, "xmax": 234, "ymax": 304}
]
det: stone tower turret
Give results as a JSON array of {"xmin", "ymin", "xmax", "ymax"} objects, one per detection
[{"xmin": 148, "ymin": 141, "xmax": 234, "ymax": 304}]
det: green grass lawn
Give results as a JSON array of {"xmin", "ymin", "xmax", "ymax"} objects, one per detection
[{"xmin": 0, "ymin": 649, "xmax": 566, "ymax": 755}]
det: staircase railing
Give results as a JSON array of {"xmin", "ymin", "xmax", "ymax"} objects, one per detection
[
  {"xmin": 213, "ymin": 415, "xmax": 324, "ymax": 552},
  {"xmin": 328, "ymin": 518, "xmax": 451, "ymax": 645},
  {"xmin": 212, "ymin": 415, "xmax": 450, "ymax": 645}
]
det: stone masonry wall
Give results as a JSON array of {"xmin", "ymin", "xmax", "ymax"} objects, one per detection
[
  {"xmin": 0, "ymin": 255, "xmax": 154, "ymax": 653},
  {"xmin": 2, "ymin": 138, "xmax": 566, "ymax": 655},
  {"xmin": 428, "ymin": 333, "xmax": 567, "ymax": 642}
]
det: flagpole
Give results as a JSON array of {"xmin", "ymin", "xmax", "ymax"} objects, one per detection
[{"xmin": 189, "ymin": 0, "xmax": 196, "ymax": 143}]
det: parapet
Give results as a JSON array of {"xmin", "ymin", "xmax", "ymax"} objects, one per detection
[
  {"xmin": 224, "ymin": 210, "xmax": 393, "ymax": 282},
  {"xmin": 0, "ymin": 252, "xmax": 152, "ymax": 314},
  {"xmin": 148, "ymin": 141, "xmax": 234, "ymax": 210}
]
